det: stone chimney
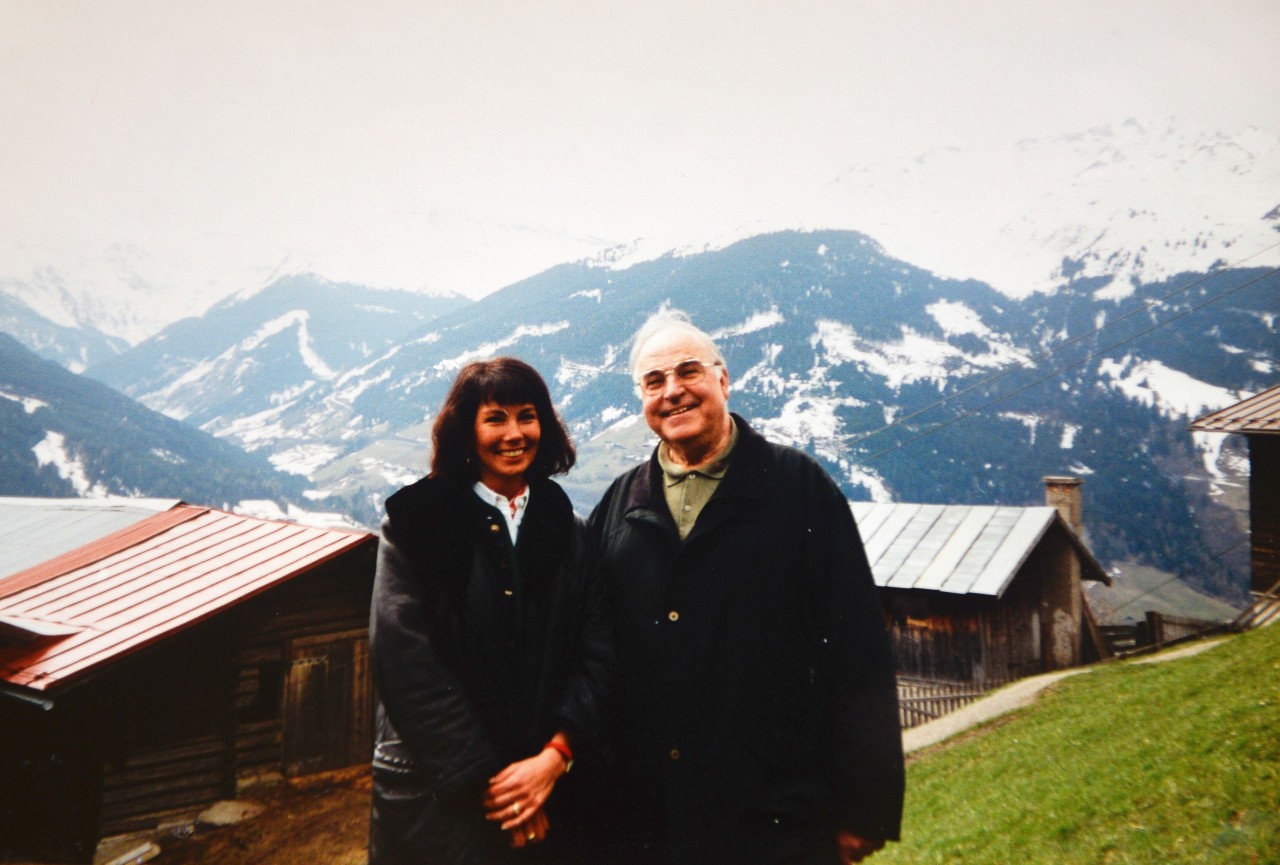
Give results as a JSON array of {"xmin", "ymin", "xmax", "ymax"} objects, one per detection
[{"xmin": 1043, "ymin": 475, "xmax": 1084, "ymax": 536}]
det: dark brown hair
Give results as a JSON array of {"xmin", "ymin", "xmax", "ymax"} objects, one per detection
[{"xmin": 429, "ymin": 357, "xmax": 576, "ymax": 482}]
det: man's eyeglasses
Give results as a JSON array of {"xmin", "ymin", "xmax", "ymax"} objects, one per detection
[{"xmin": 637, "ymin": 359, "xmax": 722, "ymax": 395}]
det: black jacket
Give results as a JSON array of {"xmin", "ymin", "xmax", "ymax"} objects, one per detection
[
  {"xmin": 588, "ymin": 416, "xmax": 904, "ymax": 864},
  {"xmin": 369, "ymin": 476, "xmax": 612, "ymax": 865}
]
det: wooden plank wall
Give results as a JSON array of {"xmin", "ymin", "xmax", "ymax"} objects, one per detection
[
  {"xmin": 99, "ymin": 736, "xmax": 226, "ymax": 835},
  {"xmin": 1250, "ymin": 436, "xmax": 1278, "ymax": 595},
  {"xmin": 232, "ymin": 546, "xmax": 375, "ymax": 783}
]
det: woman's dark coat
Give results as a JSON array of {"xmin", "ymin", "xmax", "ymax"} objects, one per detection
[
  {"xmin": 369, "ymin": 476, "xmax": 612, "ymax": 865},
  {"xmin": 587, "ymin": 416, "xmax": 904, "ymax": 865}
]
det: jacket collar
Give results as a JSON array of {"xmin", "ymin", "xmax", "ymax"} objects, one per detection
[
  {"xmin": 385, "ymin": 474, "xmax": 574, "ymax": 590},
  {"xmin": 623, "ymin": 413, "xmax": 773, "ymax": 517}
]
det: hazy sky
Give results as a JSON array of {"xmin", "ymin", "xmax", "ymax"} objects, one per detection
[{"xmin": 3, "ymin": 0, "xmax": 1279, "ymax": 304}]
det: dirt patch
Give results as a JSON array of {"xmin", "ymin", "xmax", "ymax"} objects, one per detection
[{"xmin": 151, "ymin": 767, "xmax": 371, "ymax": 865}]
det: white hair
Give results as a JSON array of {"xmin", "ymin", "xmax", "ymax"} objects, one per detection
[{"xmin": 627, "ymin": 309, "xmax": 727, "ymax": 377}]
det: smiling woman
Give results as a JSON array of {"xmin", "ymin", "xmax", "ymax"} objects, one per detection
[
  {"xmin": 473, "ymin": 400, "xmax": 542, "ymax": 499},
  {"xmin": 367, "ymin": 357, "xmax": 612, "ymax": 865}
]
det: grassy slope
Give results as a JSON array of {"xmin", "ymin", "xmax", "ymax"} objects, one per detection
[
  {"xmin": 139, "ymin": 629, "xmax": 1277, "ymax": 865},
  {"xmin": 880, "ymin": 625, "xmax": 1280, "ymax": 865}
]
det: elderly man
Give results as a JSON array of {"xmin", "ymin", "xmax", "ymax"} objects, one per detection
[{"xmin": 588, "ymin": 311, "xmax": 904, "ymax": 865}]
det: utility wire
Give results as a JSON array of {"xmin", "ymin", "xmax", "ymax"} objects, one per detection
[
  {"xmin": 843, "ymin": 241, "xmax": 1280, "ymax": 451},
  {"xmin": 1093, "ymin": 537, "xmax": 1251, "ymax": 620},
  {"xmin": 858, "ymin": 264, "xmax": 1280, "ymax": 464}
]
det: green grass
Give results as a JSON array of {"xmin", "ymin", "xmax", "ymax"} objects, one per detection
[{"xmin": 880, "ymin": 626, "xmax": 1280, "ymax": 865}]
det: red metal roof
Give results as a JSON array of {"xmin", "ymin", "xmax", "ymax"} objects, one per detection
[
  {"xmin": 0, "ymin": 504, "xmax": 375, "ymax": 693},
  {"xmin": 1190, "ymin": 383, "xmax": 1280, "ymax": 435}
]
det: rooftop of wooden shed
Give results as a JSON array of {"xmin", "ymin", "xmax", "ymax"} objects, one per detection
[
  {"xmin": 0, "ymin": 500, "xmax": 375, "ymax": 694},
  {"xmin": 1190, "ymin": 383, "xmax": 1280, "ymax": 435},
  {"xmin": 852, "ymin": 502, "xmax": 1110, "ymax": 598}
]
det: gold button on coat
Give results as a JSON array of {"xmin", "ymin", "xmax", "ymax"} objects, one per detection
[{"xmin": 668, "ymin": 611, "xmax": 679, "ymax": 622}]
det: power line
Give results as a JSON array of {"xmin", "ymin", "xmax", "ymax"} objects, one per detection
[{"xmin": 1093, "ymin": 537, "xmax": 1251, "ymax": 620}]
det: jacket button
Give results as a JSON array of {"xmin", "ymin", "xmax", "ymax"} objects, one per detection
[
  {"xmin": 489, "ymin": 523, "xmax": 501, "ymax": 533},
  {"xmin": 503, "ymin": 589, "xmax": 514, "ymax": 597},
  {"xmin": 668, "ymin": 611, "xmax": 679, "ymax": 622},
  {"xmin": 669, "ymin": 748, "xmax": 680, "ymax": 760}
]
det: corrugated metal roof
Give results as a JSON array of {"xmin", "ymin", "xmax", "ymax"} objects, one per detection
[
  {"xmin": 1189, "ymin": 384, "xmax": 1280, "ymax": 435},
  {"xmin": 0, "ymin": 504, "xmax": 375, "ymax": 693},
  {"xmin": 0, "ymin": 497, "xmax": 182, "ymax": 581},
  {"xmin": 851, "ymin": 502, "xmax": 1109, "ymax": 598}
]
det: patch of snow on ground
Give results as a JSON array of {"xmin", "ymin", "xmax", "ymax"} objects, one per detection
[
  {"xmin": 926, "ymin": 300, "xmax": 989, "ymax": 338},
  {"xmin": 599, "ymin": 406, "xmax": 628, "ymax": 425},
  {"xmin": 1, "ymin": 390, "xmax": 48, "ymax": 414},
  {"xmin": 33, "ymin": 431, "xmax": 109, "ymax": 497},
  {"xmin": 1093, "ymin": 277, "xmax": 1136, "ymax": 302},
  {"xmin": 711, "ymin": 307, "xmax": 785, "ymax": 340},
  {"xmin": 284, "ymin": 504, "xmax": 366, "ymax": 531},
  {"xmin": 1000, "ymin": 411, "xmax": 1041, "ymax": 445},
  {"xmin": 271, "ymin": 444, "xmax": 341, "ymax": 477},
  {"xmin": 435, "ymin": 322, "xmax": 571, "ymax": 371},
  {"xmin": 332, "ymin": 369, "xmax": 391, "ymax": 405},
  {"xmin": 736, "ymin": 355, "xmax": 788, "ymax": 399},
  {"xmin": 1098, "ymin": 356, "xmax": 1247, "ymax": 419},
  {"xmin": 1060, "ymin": 423, "xmax": 1080, "ymax": 449},
  {"xmin": 234, "ymin": 500, "xmax": 290, "ymax": 521},
  {"xmin": 1191, "ymin": 430, "xmax": 1229, "ymax": 478},
  {"xmin": 556, "ymin": 360, "xmax": 604, "ymax": 390},
  {"xmin": 845, "ymin": 465, "xmax": 893, "ymax": 502},
  {"xmin": 211, "ymin": 402, "xmax": 296, "ymax": 447},
  {"xmin": 755, "ymin": 394, "xmax": 864, "ymax": 457},
  {"xmin": 1067, "ymin": 462, "xmax": 1095, "ymax": 475},
  {"xmin": 569, "ymin": 289, "xmax": 602, "ymax": 302},
  {"xmin": 295, "ymin": 316, "xmax": 338, "ymax": 380},
  {"xmin": 812, "ymin": 320, "xmax": 1024, "ymax": 392}
]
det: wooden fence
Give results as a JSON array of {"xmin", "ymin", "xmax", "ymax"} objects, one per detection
[
  {"xmin": 1099, "ymin": 611, "xmax": 1228, "ymax": 657},
  {"xmin": 896, "ymin": 677, "xmax": 1004, "ymax": 729}
]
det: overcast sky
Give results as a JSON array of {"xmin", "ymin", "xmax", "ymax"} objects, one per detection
[{"xmin": 3, "ymin": 0, "xmax": 1278, "ymax": 304}]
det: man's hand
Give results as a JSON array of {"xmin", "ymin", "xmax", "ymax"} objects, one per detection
[
  {"xmin": 482, "ymin": 748, "xmax": 566, "ymax": 831},
  {"xmin": 837, "ymin": 830, "xmax": 886, "ymax": 864}
]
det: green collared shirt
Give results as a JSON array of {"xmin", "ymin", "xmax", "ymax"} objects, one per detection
[{"xmin": 657, "ymin": 419, "xmax": 739, "ymax": 540}]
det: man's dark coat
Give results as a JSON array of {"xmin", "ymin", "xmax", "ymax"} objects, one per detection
[
  {"xmin": 369, "ymin": 476, "xmax": 612, "ymax": 865},
  {"xmin": 588, "ymin": 416, "xmax": 904, "ymax": 864}
]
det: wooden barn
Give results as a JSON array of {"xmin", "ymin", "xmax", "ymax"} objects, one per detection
[
  {"xmin": 0, "ymin": 498, "xmax": 377, "ymax": 864},
  {"xmin": 1191, "ymin": 383, "xmax": 1280, "ymax": 622},
  {"xmin": 854, "ymin": 477, "xmax": 1111, "ymax": 689}
]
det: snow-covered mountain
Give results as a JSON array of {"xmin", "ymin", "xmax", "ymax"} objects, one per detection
[
  {"xmin": 818, "ymin": 119, "xmax": 1280, "ymax": 299},
  {"xmin": 85, "ymin": 230, "xmax": 1274, "ymax": 607},
  {"xmin": 0, "ymin": 291, "xmax": 126, "ymax": 372},
  {"xmin": 87, "ymin": 274, "xmax": 470, "ymax": 475},
  {"xmin": 0, "ymin": 333, "xmax": 307, "ymax": 511},
  {"xmin": 3, "ymin": 120, "xmax": 1276, "ymax": 608},
  {"xmin": 3, "ymin": 120, "xmax": 1275, "ymax": 348}
]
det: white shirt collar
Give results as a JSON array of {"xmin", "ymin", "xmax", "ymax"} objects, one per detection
[{"xmin": 472, "ymin": 481, "xmax": 530, "ymax": 542}]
